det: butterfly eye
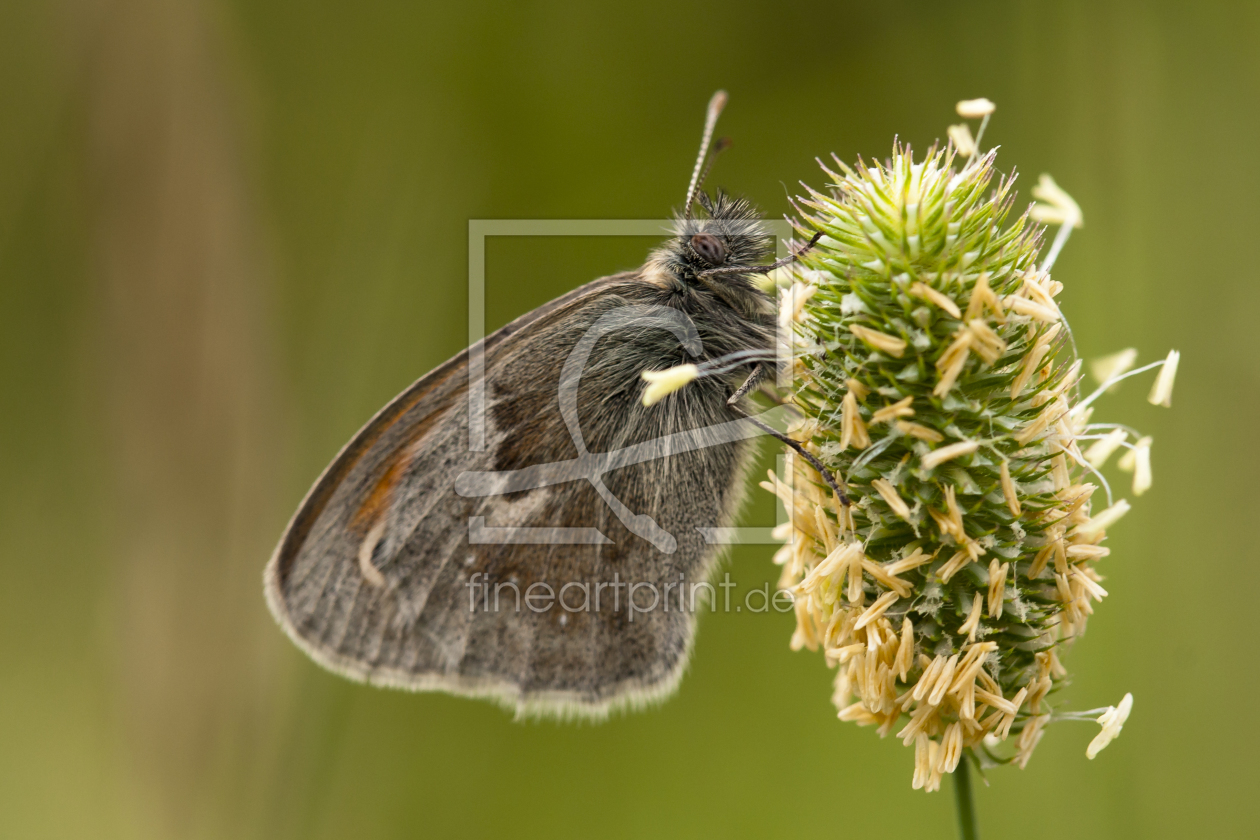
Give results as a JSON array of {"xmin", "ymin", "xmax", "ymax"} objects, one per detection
[{"xmin": 689, "ymin": 233, "xmax": 727, "ymax": 266}]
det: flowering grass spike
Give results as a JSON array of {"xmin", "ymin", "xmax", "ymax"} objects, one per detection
[{"xmin": 767, "ymin": 122, "xmax": 1176, "ymax": 791}]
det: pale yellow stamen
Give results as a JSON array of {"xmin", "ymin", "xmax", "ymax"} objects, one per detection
[
  {"xmin": 927, "ymin": 654, "xmax": 960, "ymax": 706},
  {"xmin": 933, "ymin": 328, "xmax": 973, "ymax": 396},
  {"xmin": 1085, "ymin": 428, "xmax": 1128, "ymax": 468},
  {"xmin": 927, "ymin": 508, "xmax": 954, "ymax": 541},
  {"xmin": 896, "ymin": 420, "xmax": 944, "ymax": 443},
  {"xmin": 845, "ymin": 378, "xmax": 870, "ymax": 400},
  {"xmin": 787, "ymin": 417, "xmax": 820, "ymax": 442},
  {"xmin": 999, "ymin": 461, "xmax": 1021, "ymax": 516},
  {"xmin": 1030, "ymin": 173, "xmax": 1083, "ymax": 228},
  {"xmin": 937, "ymin": 327, "xmax": 972, "ymax": 370},
  {"xmin": 800, "ymin": 542, "xmax": 857, "ymax": 592},
  {"xmin": 1086, "ymin": 692, "xmax": 1133, "ymax": 759},
  {"xmin": 959, "ymin": 593, "xmax": 983, "ymax": 642},
  {"xmin": 883, "ymin": 549, "xmax": 934, "ymax": 577},
  {"xmin": 758, "ymin": 470, "xmax": 794, "ymax": 507},
  {"xmin": 1048, "ymin": 360, "xmax": 1082, "ymax": 400},
  {"xmin": 1133, "ymin": 441, "xmax": 1152, "ymax": 495},
  {"xmin": 1066, "ymin": 545, "xmax": 1109, "ymax": 562},
  {"xmin": 872, "ymin": 478, "xmax": 912, "ymax": 521},
  {"xmin": 993, "ymin": 687, "xmax": 1029, "ymax": 739},
  {"xmin": 921, "ymin": 440, "xmax": 979, "ymax": 470},
  {"xmin": 1016, "ymin": 714, "xmax": 1049, "ymax": 769},
  {"xmin": 1148, "ymin": 350, "xmax": 1180, "ymax": 407},
  {"xmin": 871, "ymin": 396, "xmax": 915, "ymax": 424},
  {"xmin": 1051, "ymin": 453, "xmax": 1070, "ymax": 491},
  {"xmin": 937, "ymin": 547, "xmax": 979, "ymax": 583},
  {"xmin": 1028, "ymin": 542, "xmax": 1055, "ymax": 579},
  {"xmin": 949, "ymin": 642, "xmax": 995, "ymax": 695},
  {"xmin": 1020, "ymin": 273, "xmax": 1060, "ymax": 308},
  {"xmin": 909, "ymin": 281, "xmax": 961, "ymax": 318},
  {"xmin": 1072, "ymin": 405, "xmax": 1094, "ymax": 434},
  {"xmin": 947, "ymin": 124, "xmax": 977, "ymax": 158},
  {"xmin": 836, "ymin": 701, "xmax": 877, "ymax": 725},
  {"xmin": 840, "ymin": 390, "xmax": 872, "ymax": 450},
  {"xmin": 988, "ymin": 559, "xmax": 1009, "ymax": 619},
  {"xmin": 965, "ymin": 273, "xmax": 1003, "ymax": 323},
  {"xmin": 943, "ymin": 486, "xmax": 964, "ymax": 536},
  {"xmin": 827, "ymin": 643, "xmax": 864, "ymax": 665},
  {"xmin": 894, "ymin": 618, "xmax": 915, "ymax": 681},
  {"xmin": 854, "ymin": 591, "xmax": 900, "ymax": 630},
  {"xmin": 1005, "ymin": 296, "xmax": 1061, "ymax": 322},
  {"xmin": 1061, "ymin": 484, "xmax": 1096, "ymax": 517},
  {"xmin": 1117, "ymin": 435, "xmax": 1151, "ymax": 471},
  {"xmin": 939, "ymin": 722, "xmax": 963, "ymax": 773},
  {"xmin": 813, "ymin": 504, "xmax": 836, "ymax": 555},
  {"xmin": 779, "ymin": 281, "xmax": 817, "ymax": 332},
  {"xmin": 967, "ymin": 318, "xmax": 1007, "ymax": 364},
  {"xmin": 790, "ymin": 597, "xmax": 818, "ymax": 652},
  {"xmin": 912, "ymin": 656, "xmax": 947, "ymax": 703},
  {"xmin": 912, "ymin": 734, "xmax": 932, "ymax": 790},
  {"xmin": 976, "ymin": 667, "xmax": 1001, "ymax": 696},
  {"xmin": 1072, "ymin": 566, "xmax": 1109, "ymax": 601},
  {"xmin": 933, "ymin": 350, "xmax": 968, "ymax": 397},
  {"xmin": 846, "ymin": 544, "xmax": 866, "ymax": 603},
  {"xmin": 1011, "ymin": 324, "xmax": 1060, "ymax": 397},
  {"xmin": 850, "ymin": 324, "xmax": 907, "ymax": 358},
  {"xmin": 861, "ymin": 559, "xmax": 911, "ymax": 597},
  {"xmin": 641, "ymin": 364, "xmax": 698, "ymax": 406},
  {"xmin": 956, "ymin": 98, "xmax": 996, "ymax": 118},
  {"xmin": 928, "ymin": 490, "xmax": 965, "ymax": 545},
  {"xmin": 1090, "ymin": 347, "xmax": 1137, "ymax": 386},
  {"xmin": 974, "ymin": 687, "xmax": 1018, "ymax": 716},
  {"xmin": 1076, "ymin": 499, "xmax": 1131, "ymax": 541},
  {"xmin": 1052, "ymin": 539, "xmax": 1069, "ymax": 576},
  {"xmin": 1027, "ymin": 675, "xmax": 1053, "ymax": 713}
]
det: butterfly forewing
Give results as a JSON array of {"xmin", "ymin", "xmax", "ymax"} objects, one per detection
[{"xmin": 265, "ymin": 272, "xmax": 765, "ymax": 718}]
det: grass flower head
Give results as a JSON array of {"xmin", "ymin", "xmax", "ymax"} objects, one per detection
[{"xmin": 767, "ymin": 104, "xmax": 1176, "ymax": 790}]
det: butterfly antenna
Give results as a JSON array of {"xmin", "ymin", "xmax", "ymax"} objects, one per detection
[
  {"xmin": 683, "ymin": 90, "xmax": 727, "ymax": 221},
  {"xmin": 693, "ymin": 137, "xmax": 731, "ymax": 207}
]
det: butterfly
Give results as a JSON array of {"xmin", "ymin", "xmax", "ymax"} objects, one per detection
[{"xmin": 264, "ymin": 92, "xmax": 833, "ymax": 719}]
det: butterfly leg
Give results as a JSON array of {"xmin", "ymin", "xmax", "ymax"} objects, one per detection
[
  {"xmin": 725, "ymin": 380, "xmax": 851, "ymax": 506},
  {"xmin": 726, "ymin": 363, "xmax": 766, "ymax": 406},
  {"xmin": 698, "ymin": 231, "xmax": 824, "ymax": 280}
]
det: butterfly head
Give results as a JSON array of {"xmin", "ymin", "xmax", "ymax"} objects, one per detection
[
  {"xmin": 644, "ymin": 92, "xmax": 821, "ymax": 319},
  {"xmin": 664, "ymin": 190, "xmax": 773, "ymax": 284}
]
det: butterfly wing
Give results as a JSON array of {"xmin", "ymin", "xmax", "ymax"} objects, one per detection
[{"xmin": 264, "ymin": 273, "xmax": 761, "ymax": 719}]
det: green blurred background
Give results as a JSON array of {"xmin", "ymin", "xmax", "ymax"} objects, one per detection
[{"xmin": 1, "ymin": 0, "xmax": 1254, "ymax": 837}]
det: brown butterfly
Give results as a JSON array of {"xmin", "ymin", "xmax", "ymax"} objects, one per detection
[{"xmin": 263, "ymin": 92, "xmax": 833, "ymax": 719}]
